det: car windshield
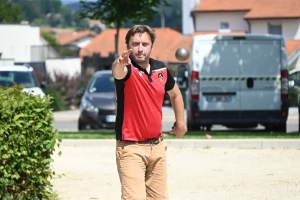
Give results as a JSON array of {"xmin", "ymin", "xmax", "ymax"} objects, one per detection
[
  {"xmin": 88, "ymin": 74, "xmax": 115, "ymax": 93},
  {"xmin": 0, "ymin": 71, "xmax": 39, "ymax": 88}
]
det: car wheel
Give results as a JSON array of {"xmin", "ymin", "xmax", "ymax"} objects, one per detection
[{"xmin": 78, "ymin": 119, "xmax": 85, "ymax": 131}]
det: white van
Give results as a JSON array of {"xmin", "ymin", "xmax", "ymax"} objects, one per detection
[{"xmin": 178, "ymin": 34, "xmax": 289, "ymax": 132}]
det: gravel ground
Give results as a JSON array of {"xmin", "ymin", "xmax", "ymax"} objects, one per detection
[{"xmin": 50, "ymin": 140, "xmax": 300, "ymax": 200}]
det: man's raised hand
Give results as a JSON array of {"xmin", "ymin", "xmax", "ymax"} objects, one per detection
[{"xmin": 117, "ymin": 49, "xmax": 132, "ymax": 66}]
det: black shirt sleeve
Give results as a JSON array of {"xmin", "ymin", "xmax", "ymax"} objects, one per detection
[{"xmin": 165, "ymin": 68, "xmax": 175, "ymax": 91}]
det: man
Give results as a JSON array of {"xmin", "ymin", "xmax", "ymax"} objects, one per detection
[{"xmin": 112, "ymin": 24, "xmax": 187, "ymax": 200}]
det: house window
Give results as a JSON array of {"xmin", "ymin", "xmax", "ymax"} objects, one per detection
[
  {"xmin": 221, "ymin": 22, "xmax": 229, "ymax": 29},
  {"xmin": 268, "ymin": 24, "xmax": 282, "ymax": 35}
]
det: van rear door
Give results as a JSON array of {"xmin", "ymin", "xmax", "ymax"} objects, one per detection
[
  {"xmin": 198, "ymin": 39, "xmax": 240, "ymax": 113},
  {"xmin": 239, "ymin": 39, "xmax": 281, "ymax": 113}
]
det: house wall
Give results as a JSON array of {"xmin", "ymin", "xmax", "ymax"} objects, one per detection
[
  {"xmin": 250, "ymin": 19, "xmax": 300, "ymax": 40},
  {"xmin": 45, "ymin": 58, "xmax": 81, "ymax": 81},
  {"xmin": 295, "ymin": 57, "xmax": 300, "ymax": 68},
  {"xmin": 0, "ymin": 59, "xmax": 14, "ymax": 66},
  {"xmin": 0, "ymin": 24, "xmax": 43, "ymax": 62},
  {"xmin": 182, "ymin": 0, "xmax": 200, "ymax": 35},
  {"xmin": 194, "ymin": 12, "xmax": 249, "ymax": 32}
]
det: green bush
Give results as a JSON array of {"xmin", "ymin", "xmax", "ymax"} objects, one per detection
[
  {"xmin": 40, "ymin": 71, "xmax": 91, "ymax": 111},
  {"xmin": 289, "ymin": 86, "xmax": 299, "ymax": 107},
  {"xmin": 44, "ymin": 85, "xmax": 67, "ymax": 112},
  {"xmin": 0, "ymin": 85, "xmax": 60, "ymax": 199}
]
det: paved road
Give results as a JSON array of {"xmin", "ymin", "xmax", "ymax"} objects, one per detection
[
  {"xmin": 53, "ymin": 106, "xmax": 177, "ymax": 132},
  {"xmin": 53, "ymin": 107, "xmax": 299, "ymax": 133}
]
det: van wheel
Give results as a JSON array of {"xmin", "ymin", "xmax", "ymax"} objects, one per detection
[
  {"xmin": 187, "ymin": 119, "xmax": 199, "ymax": 131},
  {"xmin": 273, "ymin": 123, "xmax": 287, "ymax": 133}
]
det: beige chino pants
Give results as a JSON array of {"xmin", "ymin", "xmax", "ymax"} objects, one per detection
[{"xmin": 116, "ymin": 139, "xmax": 168, "ymax": 200}]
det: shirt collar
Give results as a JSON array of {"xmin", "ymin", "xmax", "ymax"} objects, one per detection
[{"xmin": 131, "ymin": 58, "xmax": 155, "ymax": 74}]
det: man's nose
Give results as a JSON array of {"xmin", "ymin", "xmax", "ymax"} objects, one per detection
[{"xmin": 138, "ymin": 44, "xmax": 143, "ymax": 50}]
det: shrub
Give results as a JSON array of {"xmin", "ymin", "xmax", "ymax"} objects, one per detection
[
  {"xmin": 0, "ymin": 85, "xmax": 60, "ymax": 199},
  {"xmin": 289, "ymin": 86, "xmax": 299, "ymax": 107},
  {"xmin": 38, "ymin": 71, "xmax": 91, "ymax": 111}
]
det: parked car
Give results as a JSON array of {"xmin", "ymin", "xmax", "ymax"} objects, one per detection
[
  {"xmin": 78, "ymin": 70, "xmax": 116, "ymax": 130},
  {"xmin": 288, "ymin": 68, "xmax": 300, "ymax": 107},
  {"xmin": 289, "ymin": 68, "xmax": 300, "ymax": 86},
  {"xmin": 0, "ymin": 64, "xmax": 46, "ymax": 97}
]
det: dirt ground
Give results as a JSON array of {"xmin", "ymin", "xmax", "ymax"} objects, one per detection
[{"xmin": 50, "ymin": 140, "xmax": 300, "ymax": 200}]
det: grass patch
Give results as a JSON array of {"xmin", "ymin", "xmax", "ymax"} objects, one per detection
[{"xmin": 57, "ymin": 130, "xmax": 300, "ymax": 139}]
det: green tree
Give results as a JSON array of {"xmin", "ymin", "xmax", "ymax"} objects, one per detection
[
  {"xmin": 123, "ymin": 0, "xmax": 182, "ymax": 29},
  {"xmin": 41, "ymin": 32, "xmax": 58, "ymax": 46},
  {"xmin": 0, "ymin": 0, "xmax": 21, "ymax": 22},
  {"xmin": 11, "ymin": 0, "xmax": 62, "ymax": 22},
  {"xmin": 80, "ymin": 0, "xmax": 169, "ymax": 57}
]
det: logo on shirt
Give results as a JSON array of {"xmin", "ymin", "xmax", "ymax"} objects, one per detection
[
  {"xmin": 138, "ymin": 71, "xmax": 143, "ymax": 77},
  {"xmin": 158, "ymin": 73, "xmax": 164, "ymax": 82}
]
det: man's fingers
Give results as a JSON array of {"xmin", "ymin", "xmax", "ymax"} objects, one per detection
[
  {"xmin": 122, "ymin": 49, "xmax": 132, "ymax": 58},
  {"xmin": 119, "ymin": 49, "xmax": 132, "ymax": 65}
]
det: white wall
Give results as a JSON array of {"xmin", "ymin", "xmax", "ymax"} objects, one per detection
[
  {"xmin": 46, "ymin": 58, "xmax": 81, "ymax": 81},
  {"xmin": 0, "ymin": 24, "xmax": 43, "ymax": 62},
  {"xmin": 0, "ymin": 59, "xmax": 14, "ymax": 66},
  {"xmin": 294, "ymin": 58, "xmax": 300, "ymax": 68},
  {"xmin": 283, "ymin": 19, "xmax": 300, "ymax": 40},
  {"xmin": 250, "ymin": 19, "xmax": 300, "ymax": 40},
  {"xmin": 250, "ymin": 21, "xmax": 268, "ymax": 34},
  {"xmin": 182, "ymin": 0, "xmax": 200, "ymax": 35},
  {"xmin": 194, "ymin": 12, "xmax": 249, "ymax": 32}
]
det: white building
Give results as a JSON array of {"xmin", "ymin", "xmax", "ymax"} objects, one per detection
[{"xmin": 0, "ymin": 24, "xmax": 58, "ymax": 63}]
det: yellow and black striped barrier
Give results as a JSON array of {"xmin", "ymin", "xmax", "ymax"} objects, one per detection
[{"xmin": 199, "ymin": 77, "xmax": 280, "ymax": 81}]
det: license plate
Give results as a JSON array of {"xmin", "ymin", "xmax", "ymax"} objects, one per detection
[
  {"xmin": 106, "ymin": 115, "xmax": 116, "ymax": 122},
  {"xmin": 206, "ymin": 96, "xmax": 232, "ymax": 102}
]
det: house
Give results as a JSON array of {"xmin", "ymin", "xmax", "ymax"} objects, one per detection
[
  {"xmin": 0, "ymin": 24, "xmax": 59, "ymax": 76},
  {"xmin": 0, "ymin": 24, "xmax": 58, "ymax": 63},
  {"xmin": 0, "ymin": 24, "xmax": 81, "ymax": 79},
  {"xmin": 186, "ymin": 0, "xmax": 300, "ymax": 69}
]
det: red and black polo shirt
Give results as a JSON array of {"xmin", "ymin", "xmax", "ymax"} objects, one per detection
[{"xmin": 114, "ymin": 58, "xmax": 175, "ymax": 141}]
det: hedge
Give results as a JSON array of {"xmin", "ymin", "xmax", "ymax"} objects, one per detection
[{"xmin": 0, "ymin": 85, "xmax": 60, "ymax": 199}]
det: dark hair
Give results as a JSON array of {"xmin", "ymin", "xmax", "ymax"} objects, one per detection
[{"xmin": 125, "ymin": 25, "xmax": 156, "ymax": 45}]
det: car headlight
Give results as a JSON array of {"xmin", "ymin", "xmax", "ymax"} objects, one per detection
[{"xmin": 81, "ymin": 99, "xmax": 99, "ymax": 113}]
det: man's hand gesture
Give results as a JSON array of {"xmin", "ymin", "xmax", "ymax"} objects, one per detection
[{"xmin": 117, "ymin": 49, "xmax": 132, "ymax": 66}]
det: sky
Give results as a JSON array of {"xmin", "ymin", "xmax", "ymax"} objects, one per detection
[{"xmin": 61, "ymin": 0, "xmax": 96, "ymax": 5}]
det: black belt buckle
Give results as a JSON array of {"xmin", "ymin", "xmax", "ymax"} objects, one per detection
[{"xmin": 140, "ymin": 136, "xmax": 163, "ymax": 144}]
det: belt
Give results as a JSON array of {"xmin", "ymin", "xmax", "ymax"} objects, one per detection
[{"xmin": 120, "ymin": 136, "xmax": 163, "ymax": 145}]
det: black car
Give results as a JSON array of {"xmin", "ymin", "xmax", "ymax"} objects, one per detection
[{"xmin": 78, "ymin": 70, "xmax": 116, "ymax": 130}]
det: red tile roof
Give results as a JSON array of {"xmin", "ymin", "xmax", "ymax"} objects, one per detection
[
  {"xmin": 57, "ymin": 31, "xmax": 97, "ymax": 46},
  {"xmin": 41, "ymin": 28, "xmax": 97, "ymax": 46},
  {"xmin": 286, "ymin": 40, "xmax": 300, "ymax": 57},
  {"xmin": 80, "ymin": 28, "xmax": 300, "ymax": 63},
  {"xmin": 194, "ymin": 0, "xmax": 300, "ymax": 19},
  {"xmin": 80, "ymin": 28, "xmax": 192, "ymax": 63}
]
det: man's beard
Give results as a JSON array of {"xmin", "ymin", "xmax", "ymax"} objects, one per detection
[{"xmin": 131, "ymin": 53, "xmax": 150, "ymax": 66}]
